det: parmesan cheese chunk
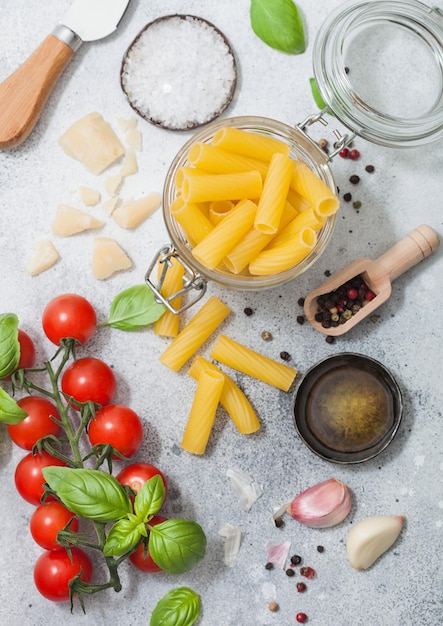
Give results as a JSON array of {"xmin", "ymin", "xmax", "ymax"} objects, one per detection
[
  {"xmin": 58, "ymin": 112, "xmax": 125, "ymax": 175},
  {"xmin": 105, "ymin": 174, "xmax": 123, "ymax": 197},
  {"xmin": 52, "ymin": 204, "xmax": 104, "ymax": 237},
  {"xmin": 92, "ymin": 237, "xmax": 132, "ymax": 279},
  {"xmin": 102, "ymin": 197, "xmax": 119, "ymax": 215},
  {"xmin": 79, "ymin": 186, "xmax": 101, "ymax": 206},
  {"xmin": 112, "ymin": 193, "xmax": 161, "ymax": 229},
  {"xmin": 117, "ymin": 117, "xmax": 138, "ymax": 132},
  {"xmin": 119, "ymin": 148, "xmax": 138, "ymax": 177},
  {"xmin": 25, "ymin": 240, "xmax": 60, "ymax": 276},
  {"xmin": 125, "ymin": 128, "xmax": 142, "ymax": 151}
]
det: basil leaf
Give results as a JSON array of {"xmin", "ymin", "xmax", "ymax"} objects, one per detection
[
  {"xmin": 150, "ymin": 587, "xmax": 201, "ymax": 626},
  {"xmin": 250, "ymin": 0, "xmax": 306, "ymax": 55},
  {"xmin": 105, "ymin": 284, "xmax": 165, "ymax": 331},
  {"xmin": 0, "ymin": 313, "xmax": 20, "ymax": 379},
  {"xmin": 134, "ymin": 474, "xmax": 165, "ymax": 521},
  {"xmin": 42, "ymin": 467, "xmax": 132, "ymax": 522},
  {"xmin": 149, "ymin": 519, "xmax": 206, "ymax": 575},
  {"xmin": 104, "ymin": 515, "xmax": 146, "ymax": 557},
  {"xmin": 309, "ymin": 77, "xmax": 332, "ymax": 114},
  {"xmin": 0, "ymin": 387, "xmax": 28, "ymax": 425}
]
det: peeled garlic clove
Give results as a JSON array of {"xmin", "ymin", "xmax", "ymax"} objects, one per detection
[
  {"xmin": 286, "ymin": 478, "xmax": 352, "ymax": 528},
  {"xmin": 346, "ymin": 515, "xmax": 405, "ymax": 570}
]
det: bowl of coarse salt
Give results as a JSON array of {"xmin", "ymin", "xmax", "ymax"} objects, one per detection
[{"xmin": 120, "ymin": 15, "xmax": 238, "ymax": 131}]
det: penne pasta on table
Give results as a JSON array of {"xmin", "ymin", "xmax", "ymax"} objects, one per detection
[
  {"xmin": 188, "ymin": 356, "xmax": 261, "ymax": 434},
  {"xmin": 160, "ymin": 296, "xmax": 231, "ymax": 371},
  {"xmin": 181, "ymin": 368, "xmax": 225, "ymax": 455},
  {"xmin": 210, "ymin": 334, "xmax": 297, "ymax": 391},
  {"xmin": 153, "ymin": 256, "xmax": 185, "ymax": 337}
]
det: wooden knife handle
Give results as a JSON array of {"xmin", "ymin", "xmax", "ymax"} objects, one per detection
[{"xmin": 0, "ymin": 35, "xmax": 74, "ymax": 150}]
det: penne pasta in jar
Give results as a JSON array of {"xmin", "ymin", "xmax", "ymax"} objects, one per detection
[
  {"xmin": 182, "ymin": 169, "xmax": 263, "ymax": 203},
  {"xmin": 210, "ymin": 334, "xmax": 297, "ymax": 392},
  {"xmin": 211, "ymin": 126, "xmax": 290, "ymax": 161},
  {"xmin": 249, "ymin": 227, "xmax": 317, "ymax": 275},
  {"xmin": 170, "ymin": 196, "xmax": 213, "ymax": 246},
  {"xmin": 188, "ymin": 356, "xmax": 260, "ymax": 434},
  {"xmin": 291, "ymin": 161, "xmax": 340, "ymax": 217},
  {"xmin": 192, "ymin": 199, "xmax": 257, "ymax": 270},
  {"xmin": 208, "ymin": 200, "xmax": 234, "ymax": 225},
  {"xmin": 255, "ymin": 152, "xmax": 294, "ymax": 235},
  {"xmin": 187, "ymin": 141, "xmax": 268, "ymax": 177}
]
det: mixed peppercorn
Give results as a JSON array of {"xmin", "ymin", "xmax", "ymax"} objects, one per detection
[{"xmin": 314, "ymin": 274, "xmax": 376, "ymax": 329}]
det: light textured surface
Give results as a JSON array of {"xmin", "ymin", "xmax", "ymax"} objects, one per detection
[{"xmin": 1, "ymin": 1, "xmax": 442, "ymax": 625}]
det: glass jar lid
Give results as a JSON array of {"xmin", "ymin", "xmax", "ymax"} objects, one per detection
[{"xmin": 313, "ymin": 0, "xmax": 443, "ymax": 147}]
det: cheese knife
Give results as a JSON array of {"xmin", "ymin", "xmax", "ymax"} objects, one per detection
[{"xmin": 0, "ymin": 0, "xmax": 131, "ymax": 150}]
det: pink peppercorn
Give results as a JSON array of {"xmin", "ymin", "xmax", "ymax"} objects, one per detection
[
  {"xmin": 296, "ymin": 612, "xmax": 308, "ymax": 623},
  {"xmin": 349, "ymin": 149, "xmax": 360, "ymax": 160},
  {"xmin": 339, "ymin": 148, "xmax": 349, "ymax": 158},
  {"xmin": 347, "ymin": 287, "xmax": 359, "ymax": 300},
  {"xmin": 365, "ymin": 290, "xmax": 376, "ymax": 301}
]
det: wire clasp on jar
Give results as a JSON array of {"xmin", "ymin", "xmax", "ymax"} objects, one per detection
[
  {"xmin": 145, "ymin": 244, "xmax": 207, "ymax": 315},
  {"xmin": 297, "ymin": 107, "xmax": 356, "ymax": 159}
]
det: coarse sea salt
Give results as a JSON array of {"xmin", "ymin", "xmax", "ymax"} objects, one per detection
[{"xmin": 121, "ymin": 15, "xmax": 237, "ymax": 130}]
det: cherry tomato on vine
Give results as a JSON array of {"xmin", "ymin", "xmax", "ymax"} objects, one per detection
[
  {"xmin": 88, "ymin": 404, "xmax": 143, "ymax": 458},
  {"xmin": 42, "ymin": 294, "xmax": 97, "ymax": 346},
  {"xmin": 14, "ymin": 451, "xmax": 67, "ymax": 505},
  {"xmin": 116, "ymin": 463, "xmax": 168, "ymax": 498},
  {"xmin": 7, "ymin": 396, "xmax": 61, "ymax": 450},
  {"xmin": 129, "ymin": 515, "xmax": 168, "ymax": 573},
  {"xmin": 30, "ymin": 501, "xmax": 79, "ymax": 550},
  {"xmin": 34, "ymin": 547, "xmax": 93, "ymax": 602},
  {"xmin": 61, "ymin": 357, "xmax": 116, "ymax": 408}
]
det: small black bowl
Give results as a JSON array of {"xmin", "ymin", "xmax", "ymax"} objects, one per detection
[{"xmin": 292, "ymin": 353, "xmax": 403, "ymax": 464}]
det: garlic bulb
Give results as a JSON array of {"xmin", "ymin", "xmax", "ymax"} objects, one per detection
[
  {"xmin": 286, "ymin": 478, "xmax": 352, "ymax": 528},
  {"xmin": 346, "ymin": 515, "xmax": 405, "ymax": 570}
]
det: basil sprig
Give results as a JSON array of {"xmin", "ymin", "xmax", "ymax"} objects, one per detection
[
  {"xmin": 0, "ymin": 313, "xmax": 20, "ymax": 379},
  {"xmin": 43, "ymin": 467, "xmax": 132, "ymax": 522},
  {"xmin": 250, "ymin": 0, "xmax": 306, "ymax": 54},
  {"xmin": 103, "ymin": 474, "xmax": 207, "ymax": 574},
  {"xmin": 150, "ymin": 587, "xmax": 201, "ymax": 626},
  {"xmin": 103, "ymin": 284, "xmax": 165, "ymax": 331}
]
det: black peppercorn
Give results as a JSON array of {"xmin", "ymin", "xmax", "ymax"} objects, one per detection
[
  {"xmin": 280, "ymin": 351, "xmax": 291, "ymax": 361},
  {"xmin": 317, "ymin": 545, "xmax": 325, "ymax": 553},
  {"xmin": 343, "ymin": 192, "xmax": 352, "ymax": 202},
  {"xmin": 243, "ymin": 307, "xmax": 253, "ymax": 316},
  {"xmin": 325, "ymin": 335, "xmax": 335, "ymax": 344},
  {"xmin": 297, "ymin": 297, "xmax": 305, "ymax": 307},
  {"xmin": 365, "ymin": 164, "xmax": 375, "ymax": 173},
  {"xmin": 285, "ymin": 568, "xmax": 295, "ymax": 577},
  {"xmin": 349, "ymin": 174, "xmax": 360, "ymax": 184},
  {"xmin": 265, "ymin": 562, "xmax": 274, "ymax": 570},
  {"xmin": 290, "ymin": 554, "xmax": 302, "ymax": 566},
  {"xmin": 296, "ymin": 315, "xmax": 305, "ymax": 325}
]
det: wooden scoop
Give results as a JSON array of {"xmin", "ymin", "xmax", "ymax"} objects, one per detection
[{"xmin": 304, "ymin": 224, "xmax": 440, "ymax": 336}]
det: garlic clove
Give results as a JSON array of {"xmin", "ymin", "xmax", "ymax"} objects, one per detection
[
  {"xmin": 346, "ymin": 515, "xmax": 405, "ymax": 570},
  {"xmin": 286, "ymin": 478, "xmax": 352, "ymax": 528}
]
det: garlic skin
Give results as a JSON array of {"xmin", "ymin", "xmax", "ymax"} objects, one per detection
[
  {"xmin": 346, "ymin": 515, "xmax": 405, "ymax": 570},
  {"xmin": 286, "ymin": 478, "xmax": 352, "ymax": 528}
]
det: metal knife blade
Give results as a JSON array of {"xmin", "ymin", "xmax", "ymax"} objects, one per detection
[{"xmin": 60, "ymin": 0, "xmax": 131, "ymax": 43}]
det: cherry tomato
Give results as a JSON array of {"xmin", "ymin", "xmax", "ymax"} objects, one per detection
[
  {"xmin": 129, "ymin": 515, "xmax": 168, "ymax": 573},
  {"xmin": 14, "ymin": 451, "xmax": 67, "ymax": 505},
  {"xmin": 30, "ymin": 502, "xmax": 79, "ymax": 550},
  {"xmin": 7, "ymin": 396, "xmax": 61, "ymax": 450},
  {"xmin": 116, "ymin": 463, "xmax": 168, "ymax": 497},
  {"xmin": 1, "ymin": 329, "xmax": 36, "ymax": 381},
  {"xmin": 34, "ymin": 547, "xmax": 93, "ymax": 603},
  {"xmin": 61, "ymin": 357, "xmax": 116, "ymax": 408},
  {"xmin": 88, "ymin": 404, "xmax": 143, "ymax": 458},
  {"xmin": 42, "ymin": 294, "xmax": 97, "ymax": 346}
]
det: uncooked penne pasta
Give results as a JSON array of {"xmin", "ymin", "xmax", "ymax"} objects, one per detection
[
  {"xmin": 212, "ymin": 126, "xmax": 290, "ymax": 161},
  {"xmin": 159, "ymin": 296, "xmax": 231, "ymax": 372},
  {"xmin": 175, "ymin": 166, "xmax": 210, "ymax": 192},
  {"xmin": 209, "ymin": 200, "xmax": 234, "ymax": 225},
  {"xmin": 192, "ymin": 199, "xmax": 257, "ymax": 270},
  {"xmin": 188, "ymin": 356, "xmax": 260, "ymax": 434},
  {"xmin": 154, "ymin": 257, "xmax": 185, "ymax": 337},
  {"xmin": 286, "ymin": 186, "xmax": 311, "ymax": 213},
  {"xmin": 255, "ymin": 152, "xmax": 293, "ymax": 234},
  {"xmin": 224, "ymin": 201, "xmax": 298, "ymax": 274},
  {"xmin": 249, "ymin": 227, "xmax": 317, "ymax": 275},
  {"xmin": 182, "ymin": 170, "xmax": 263, "ymax": 203},
  {"xmin": 171, "ymin": 197, "xmax": 213, "ymax": 246},
  {"xmin": 291, "ymin": 161, "xmax": 339, "ymax": 217},
  {"xmin": 267, "ymin": 210, "xmax": 324, "ymax": 249},
  {"xmin": 187, "ymin": 141, "xmax": 268, "ymax": 177},
  {"xmin": 210, "ymin": 335, "xmax": 297, "ymax": 392},
  {"xmin": 181, "ymin": 368, "xmax": 224, "ymax": 455}
]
